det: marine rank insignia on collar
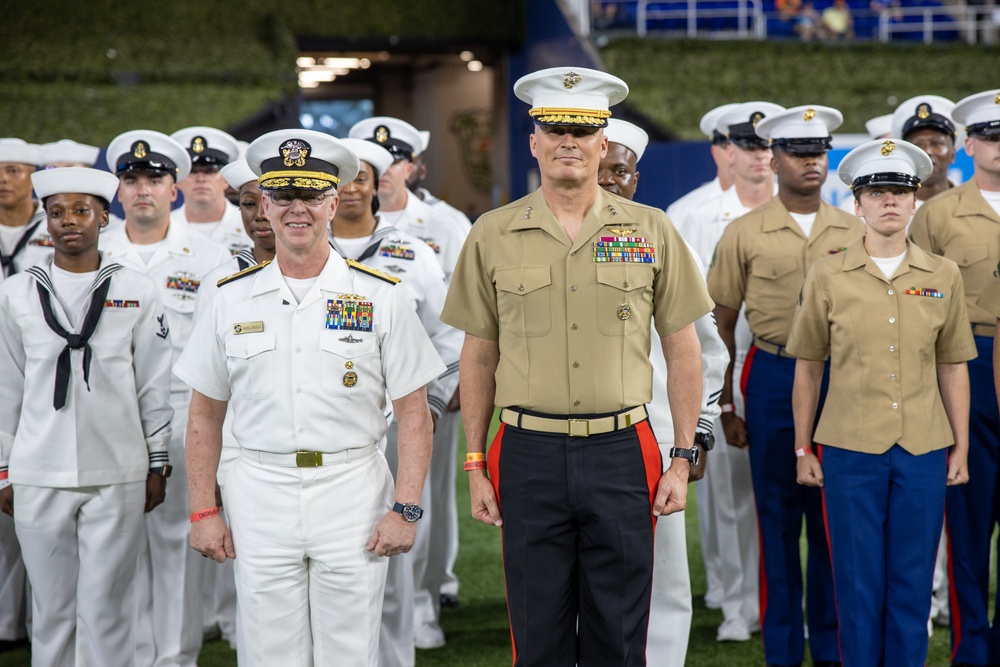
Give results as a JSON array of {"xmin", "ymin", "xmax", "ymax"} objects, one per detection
[
  {"xmin": 607, "ymin": 204, "xmax": 618, "ymax": 216},
  {"xmin": 523, "ymin": 206, "xmax": 533, "ymax": 220}
]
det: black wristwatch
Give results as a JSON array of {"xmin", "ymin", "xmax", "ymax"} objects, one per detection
[
  {"xmin": 694, "ymin": 431, "xmax": 715, "ymax": 452},
  {"xmin": 668, "ymin": 445, "xmax": 701, "ymax": 467},
  {"xmin": 148, "ymin": 465, "xmax": 172, "ymax": 478},
  {"xmin": 392, "ymin": 502, "xmax": 424, "ymax": 523}
]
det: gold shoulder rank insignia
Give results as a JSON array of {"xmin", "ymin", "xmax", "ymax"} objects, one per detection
[
  {"xmin": 346, "ymin": 258, "xmax": 401, "ymax": 285},
  {"xmin": 608, "ymin": 227, "xmax": 635, "ymax": 236},
  {"xmin": 217, "ymin": 260, "xmax": 271, "ymax": 287}
]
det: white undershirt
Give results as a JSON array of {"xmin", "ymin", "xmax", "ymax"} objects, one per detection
[
  {"xmin": 51, "ymin": 266, "xmax": 99, "ymax": 328},
  {"xmin": 378, "ymin": 209, "xmax": 405, "ymax": 228},
  {"xmin": 871, "ymin": 248, "xmax": 908, "ymax": 280},
  {"xmin": 0, "ymin": 223, "xmax": 27, "ymax": 256},
  {"xmin": 332, "ymin": 235, "xmax": 374, "ymax": 261},
  {"xmin": 789, "ymin": 211, "xmax": 817, "ymax": 238},
  {"xmin": 981, "ymin": 189, "xmax": 1000, "ymax": 218},
  {"xmin": 130, "ymin": 240, "xmax": 163, "ymax": 265},
  {"xmin": 283, "ymin": 276, "xmax": 318, "ymax": 304},
  {"xmin": 188, "ymin": 221, "xmax": 222, "ymax": 237}
]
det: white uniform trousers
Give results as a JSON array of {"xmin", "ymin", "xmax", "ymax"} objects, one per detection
[
  {"xmin": 0, "ymin": 513, "xmax": 29, "ymax": 641},
  {"xmin": 697, "ymin": 420, "xmax": 759, "ymax": 628},
  {"xmin": 412, "ymin": 410, "xmax": 461, "ymax": 631},
  {"xmin": 226, "ymin": 448, "xmax": 393, "ymax": 667},
  {"xmin": 380, "ymin": 422, "xmax": 416, "ymax": 667},
  {"xmin": 133, "ymin": 400, "xmax": 204, "ymax": 667},
  {"xmin": 647, "ymin": 510, "xmax": 692, "ymax": 667},
  {"xmin": 15, "ymin": 481, "xmax": 144, "ymax": 667}
]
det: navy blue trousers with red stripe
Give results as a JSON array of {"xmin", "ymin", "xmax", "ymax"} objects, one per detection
[
  {"xmin": 946, "ymin": 335, "xmax": 1000, "ymax": 665},
  {"xmin": 820, "ymin": 444, "xmax": 946, "ymax": 667},
  {"xmin": 742, "ymin": 345, "xmax": 839, "ymax": 665},
  {"xmin": 486, "ymin": 415, "xmax": 662, "ymax": 667}
]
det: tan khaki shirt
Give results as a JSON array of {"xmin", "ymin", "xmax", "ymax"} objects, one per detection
[
  {"xmin": 707, "ymin": 197, "xmax": 864, "ymax": 346},
  {"xmin": 787, "ymin": 240, "xmax": 976, "ymax": 455},
  {"xmin": 976, "ymin": 270, "xmax": 1000, "ymax": 318},
  {"xmin": 441, "ymin": 187, "xmax": 713, "ymax": 414},
  {"xmin": 910, "ymin": 180, "xmax": 1000, "ymax": 327}
]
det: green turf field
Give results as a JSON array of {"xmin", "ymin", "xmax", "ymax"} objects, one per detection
[{"xmin": 0, "ymin": 420, "xmax": 964, "ymax": 665}]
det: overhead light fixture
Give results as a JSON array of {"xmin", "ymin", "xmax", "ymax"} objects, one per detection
[
  {"xmin": 299, "ymin": 81, "xmax": 320, "ymax": 89},
  {"xmin": 299, "ymin": 69, "xmax": 336, "ymax": 83},
  {"xmin": 322, "ymin": 57, "xmax": 361, "ymax": 69},
  {"xmin": 460, "ymin": 51, "xmax": 474, "ymax": 62},
  {"xmin": 468, "ymin": 60, "xmax": 484, "ymax": 72},
  {"xmin": 296, "ymin": 57, "xmax": 316, "ymax": 68}
]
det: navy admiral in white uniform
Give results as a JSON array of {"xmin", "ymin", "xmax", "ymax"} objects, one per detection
[
  {"xmin": 0, "ymin": 167, "xmax": 174, "ymax": 667},
  {"xmin": 101, "ymin": 129, "xmax": 231, "ymax": 667},
  {"xmin": 176, "ymin": 130, "xmax": 444, "ymax": 667}
]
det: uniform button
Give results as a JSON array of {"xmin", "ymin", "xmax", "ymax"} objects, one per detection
[
  {"xmin": 572, "ymin": 361, "xmax": 580, "ymax": 368},
  {"xmin": 888, "ymin": 317, "xmax": 895, "ymax": 324},
  {"xmin": 888, "ymin": 289, "xmax": 894, "ymax": 295},
  {"xmin": 892, "ymin": 402, "xmax": 899, "ymax": 409},
  {"xmin": 571, "ymin": 323, "xmax": 579, "ymax": 330},
  {"xmin": 573, "ymin": 400, "xmax": 581, "ymax": 407},
  {"xmin": 518, "ymin": 284, "xmax": 524, "ymax": 292},
  {"xmin": 570, "ymin": 285, "xmax": 578, "ymax": 292},
  {"xmin": 296, "ymin": 347, "xmax": 302, "ymax": 353},
  {"xmin": 622, "ymin": 281, "xmax": 629, "ymax": 288},
  {"xmin": 890, "ymin": 374, "xmax": 896, "ymax": 380},
  {"xmin": 771, "ymin": 269, "xmax": 778, "ymax": 276},
  {"xmin": 298, "ymin": 427, "xmax": 304, "ymax": 433},
  {"xmin": 889, "ymin": 345, "xmax": 895, "ymax": 352},
  {"xmin": 296, "ymin": 387, "xmax": 302, "ymax": 394}
]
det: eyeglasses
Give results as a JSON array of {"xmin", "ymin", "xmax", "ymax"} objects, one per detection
[{"xmin": 267, "ymin": 191, "xmax": 329, "ymax": 207}]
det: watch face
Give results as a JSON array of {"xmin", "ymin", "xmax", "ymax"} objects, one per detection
[{"xmin": 402, "ymin": 504, "xmax": 423, "ymax": 522}]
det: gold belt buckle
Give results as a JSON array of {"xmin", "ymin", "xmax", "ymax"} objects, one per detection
[
  {"xmin": 296, "ymin": 451, "xmax": 323, "ymax": 467},
  {"xmin": 567, "ymin": 419, "xmax": 590, "ymax": 437}
]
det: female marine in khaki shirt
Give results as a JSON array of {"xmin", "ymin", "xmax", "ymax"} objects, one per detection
[{"xmin": 787, "ymin": 139, "xmax": 976, "ymax": 667}]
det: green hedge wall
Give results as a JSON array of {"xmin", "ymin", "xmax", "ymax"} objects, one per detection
[{"xmin": 601, "ymin": 38, "xmax": 999, "ymax": 138}]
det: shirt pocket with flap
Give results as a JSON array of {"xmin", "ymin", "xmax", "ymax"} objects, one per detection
[
  {"xmin": 495, "ymin": 265, "xmax": 552, "ymax": 338},
  {"xmin": 748, "ymin": 256, "xmax": 800, "ymax": 311},
  {"xmin": 225, "ymin": 332, "xmax": 276, "ymax": 400},
  {"xmin": 595, "ymin": 264, "xmax": 653, "ymax": 336},
  {"xmin": 319, "ymin": 333, "xmax": 378, "ymax": 395},
  {"xmin": 943, "ymin": 244, "xmax": 990, "ymax": 292}
]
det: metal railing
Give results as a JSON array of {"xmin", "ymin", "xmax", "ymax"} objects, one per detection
[
  {"xmin": 635, "ymin": 0, "xmax": 767, "ymax": 38},
  {"xmin": 877, "ymin": 5, "xmax": 981, "ymax": 44},
  {"xmin": 590, "ymin": 0, "xmax": 997, "ymax": 44}
]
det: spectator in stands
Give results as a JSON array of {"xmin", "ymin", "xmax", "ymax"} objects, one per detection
[
  {"xmin": 822, "ymin": 0, "xmax": 855, "ymax": 40},
  {"xmin": 779, "ymin": 0, "xmax": 823, "ymax": 41},
  {"xmin": 870, "ymin": 0, "xmax": 902, "ymax": 24}
]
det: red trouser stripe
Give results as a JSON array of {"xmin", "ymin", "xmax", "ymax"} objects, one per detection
[
  {"xmin": 635, "ymin": 420, "xmax": 663, "ymax": 511},
  {"xmin": 487, "ymin": 424, "xmax": 517, "ymax": 667},
  {"xmin": 740, "ymin": 344, "xmax": 758, "ymax": 399}
]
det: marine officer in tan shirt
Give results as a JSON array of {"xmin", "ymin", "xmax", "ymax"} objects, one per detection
[
  {"xmin": 441, "ymin": 67, "xmax": 712, "ymax": 667},
  {"xmin": 707, "ymin": 104, "xmax": 864, "ymax": 667},
  {"xmin": 789, "ymin": 138, "xmax": 974, "ymax": 667},
  {"xmin": 909, "ymin": 89, "xmax": 1000, "ymax": 667}
]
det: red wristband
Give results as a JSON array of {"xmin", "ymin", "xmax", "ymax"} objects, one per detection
[
  {"xmin": 795, "ymin": 446, "xmax": 813, "ymax": 458},
  {"xmin": 190, "ymin": 507, "xmax": 220, "ymax": 523},
  {"xmin": 463, "ymin": 460, "xmax": 487, "ymax": 472}
]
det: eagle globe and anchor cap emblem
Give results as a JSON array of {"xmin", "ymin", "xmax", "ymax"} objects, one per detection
[
  {"xmin": 563, "ymin": 71, "xmax": 581, "ymax": 89},
  {"xmin": 881, "ymin": 139, "xmax": 896, "ymax": 156},
  {"xmin": 803, "ymin": 108, "xmax": 816, "ymax": 121},
  {"xmin": 280, "ymin": 139, "xmax": 310, "ymax": 167}
]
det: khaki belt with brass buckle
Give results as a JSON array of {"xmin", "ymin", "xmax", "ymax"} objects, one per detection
[
  {"xmin": 752, "ymin": 338, "xmax": 795, "ymax": 359},
  {"xmin": 241, "ymin": 443, "xmax": 379, "ymax": 468},
  {"xmin": 972, "ymin": 323, "xmax": 996, "ymax": 338},
  {"xmin": 499, "ymin": 406, "xmax": 647, "ymax": 438}
]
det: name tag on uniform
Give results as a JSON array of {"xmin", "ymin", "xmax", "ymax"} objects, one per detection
[
  {"xmin": 326, "ymin": 298, "xmax": 373, "ymax": 332},
  {"xmin": 104, "ymin": 299, "xmax": 140, "ymax": 308},
  {"xmin": 233, "ymin": 321, "xmax": 264, "ymax": 335},
  {"xmin": 593, "ymin": 236, "xmax": 655, "ymax": 263},
  {"xmin": 905, "ymin": 287, "xmax": 944, "ymax": 298}
]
